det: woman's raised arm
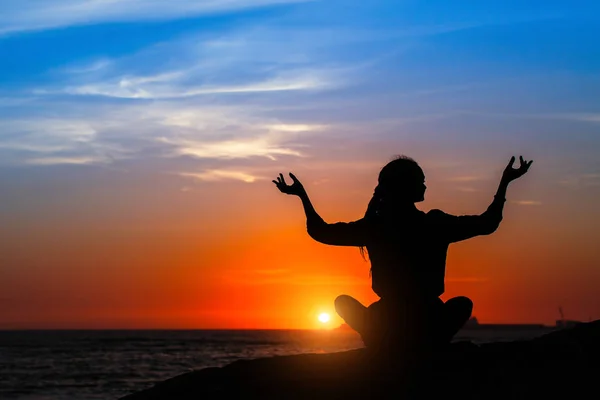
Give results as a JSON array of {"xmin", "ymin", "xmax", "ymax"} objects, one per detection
[
  {"xmin": 431, "ymin": 156, "xmax": 533, "ymax": 243},
  {"xmin": 273, "ymin": 172, "xmax": 368, "ymax": 246}
]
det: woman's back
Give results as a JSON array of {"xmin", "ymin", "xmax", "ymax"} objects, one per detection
[{"xmin": 365, "ymin": 209, "xmax": 450, "ymax": 301}]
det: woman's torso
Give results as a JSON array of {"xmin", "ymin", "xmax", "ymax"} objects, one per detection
[{"xmin": 366, "ymin": 210, "xmax": 450, "ymax": 300}]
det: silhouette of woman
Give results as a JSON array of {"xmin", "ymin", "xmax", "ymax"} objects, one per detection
[{"xmin": 273, "ymin": 155, "xmax": 532, "ymax": 355}]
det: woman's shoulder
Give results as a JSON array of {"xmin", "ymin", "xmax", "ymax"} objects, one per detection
[{"xmin": 426, "ymin": 209, "xmax": 454, "ymax": 220}]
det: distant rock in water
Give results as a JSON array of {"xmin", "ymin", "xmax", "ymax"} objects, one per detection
[{"xmin": 120, "ymin": 321, "xmax": 600, "ymax": 399}]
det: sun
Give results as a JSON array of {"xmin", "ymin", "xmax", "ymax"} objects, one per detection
[{"xmin": 318, "ymin": 313, "xmax": 331, "ymax": 323}]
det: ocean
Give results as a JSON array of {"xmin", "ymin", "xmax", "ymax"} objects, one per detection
[{"xmin": 0, "ymin": 328, "xmax": 554, "ymax": 400}]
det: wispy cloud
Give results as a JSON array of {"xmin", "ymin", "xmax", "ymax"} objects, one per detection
[
  {"xmin": 448, "ymin": 176, "xmax": 486, "ymax": 182},
  {"xmin": 553, "ymin": 113, "xmax": 600, "ymax": 123},
  {"xmin": 0, "ymin": 98, "xmax": 318, "ymax": 168},
  {"xmin": 227, "ymin": 269, "xmax": 365, "ymax": 286},
  {"xmin": 5, "ymin": 3, "xmax": 594, "ymax": 177},
  {"xmin": 558, "ymin": 173, "xmax": 600, "ymax": 187},
  {"xmin": 58, "ymin": 59, "xmax": 113, "ymax": 75},
  {"xmin": 179, "ymin": 170, "xmax": 262, "ymax": 183},
  {"xmin": 459, "ymin": 110, "xmax": 600, "ymax": 124},
  {"xmin": 2, "ymin": 24, "xmax": 339, "ymax": 167},
  {"xmin": 25, "ymin": 156, "xmax": 107, "ymax": 166},
  {"xmin": 446, "ymin": 277, "xmax": 489, "ymax": 283},
  {"xmin": 511, "ymin": 200, "xmax": 542, "ymax": 206},
  {"xmin": 159, "ymin": 136, "xmax": 304, "ymax": 161},
  {"xmin": 0, "ymin": 114, "xmax": 139, "ymax": 166},
  {"xmin": 0, "ymin": 0, "xmax": 310, "ymax": 35},
  {"xmin": 34, "ymin": 25, "xmax": 344, "ymax": 102},
  {"xmin": 60, "ymin": 72, "xmax": 328, "ymax": 100}
]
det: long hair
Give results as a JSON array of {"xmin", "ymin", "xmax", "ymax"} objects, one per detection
[{"xmin": 359, "ymin": 155, "xmax": 421, "ymax": 261}]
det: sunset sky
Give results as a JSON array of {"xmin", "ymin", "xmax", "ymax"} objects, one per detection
[{"xmin": 1, "ymin": 0, "xmax": 599, "ymax": 329}]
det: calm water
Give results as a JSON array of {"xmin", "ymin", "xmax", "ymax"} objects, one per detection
[{"xmin": 0, "ymin": 328, "xmax": 553, "ymax": 399}]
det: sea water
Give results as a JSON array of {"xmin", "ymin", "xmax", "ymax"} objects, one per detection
[{"xmin": 0, "ymin": 328, "xmax": 552, "ymax": 399}]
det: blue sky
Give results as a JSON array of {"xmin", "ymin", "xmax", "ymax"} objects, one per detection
[{"xmin": 1, "ymin": 0, "xmax": 598, "ymax": 174}]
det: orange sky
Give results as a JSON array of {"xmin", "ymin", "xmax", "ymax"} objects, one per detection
[{"xmin": 2, "ymin": 151, "xmax": 599, "ymax": 329}]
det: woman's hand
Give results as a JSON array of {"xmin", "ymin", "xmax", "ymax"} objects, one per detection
[
  {"xmin": 273, "ymin": 172, "xmax": 306, "ymax": 196},
  {"xmin": 502, "ymin": 156, "xmax": 533, "ymax": 183}
]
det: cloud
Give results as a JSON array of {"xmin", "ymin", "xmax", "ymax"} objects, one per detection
[
  {"xmin": 448, "ymin": 176, "xmax": 486, "ymax": 182},
  {"xmin": 460, "ymin": 110, "xmax": 600, "ymax": 124},
  {"xmin": 446, "ymin": 277, "xmax": 489, "ymax": 283},
  {"xmin": 0, "ymin": 118, "xmax": 100, "ymax": 159},
  {"xmin": 161, "ymin": 136, "xmax": 304, "ymax": 161},
  {"xmin": 0, "ymin": 0, "xmax": 310, "ymax": 35},
  {"xmin": 60, "ymin": 72, "xmax": 328, "ymax": 100},
  {"xmin": 5, "ymin": 7, "xmax": 578, "ymax": 174},
  {"xmin": 7, "ymin": 9, "xmax": 502, "ymax": 170},
  {"xmin": 554, "ymin": 113, "xmax": 600, "ymax": 123},
  {"xmin": 58, "ymin": 59, "xmax": 113, "ymax": 75},
  {"xmin": 179, "ymin": 170, "xmax": 262, "ymax": 183},
  {"xmin": 25, "ymin": 156, "xmax": 107, "ymax": 165},
  {"xmin": 33, "ymin": 24, "xmax": 345, "ymax": 103},
  {"xmin": 264, "ymin": 124, "xmax": 327, "ymax": 133},
  {"xmin": 0, "ymin": 96, "xmax": 321, "ymax": 168},
  {"xmin": 511, "ymin": 200, "xmax": 542, "ymax": 206},
  {"xmin": 0, "ymin": 114, "xmax": 140, "ymax": 166},
  {"xmin": 2, "ymin": 118, "xmax": 97, "ymax": 142},
  {"xmin": 558, "ymin": 173, "xmax": 600, "ymax": 188},
  {"xmin": 228, "ymin": 270, "xmax": 365, "ymax": 286}
]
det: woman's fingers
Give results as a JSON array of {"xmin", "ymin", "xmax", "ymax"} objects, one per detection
[
  {"xmin": 273, "ymin": 172, "xmax": 306, "ymax": 193},
  {"xmin": 507, "ymin": 156, "xmax": 515, "ymax": 169},
  {"xmin": 520, "ymin": 158, "xmax": 532, "ymax": 171},
  {"xmin": 272, "ymin": 173, "xmax": 292, "ymax": 193}
]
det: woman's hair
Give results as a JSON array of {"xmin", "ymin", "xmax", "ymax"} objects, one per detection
[{"xmin": 359, "ymin": 155, "xmax": 422, "ymax": 260}]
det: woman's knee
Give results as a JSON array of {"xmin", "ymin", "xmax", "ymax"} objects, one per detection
[
  {"xmin": 445, "ymin": 296, "xmax": 473, "ymax": 320},
  {"xmin": 447, "ymin": 296, "xmax": 473, "ymax": 311},
  {"xmin": 334, "ymin": 295, "xmax": 366, "ymax": 318},
  {"xmin": 334, "ymin": 295, "xmax": 355, "ymax": 315}
]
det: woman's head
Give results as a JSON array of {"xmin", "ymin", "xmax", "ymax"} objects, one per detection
[
  {"xmin": 376, "ymin": 155, "xmax": 426, "ymax": 204},
  {"xmin": 363, "ymin": 155, "xmax": 425, "ymax": 224},
  {"xmin": 360, "ymin": 155, "xmax": 425, "ymax": 260},
  {"xmin": 360, "ymin": 156, "xmax": 427, "ymax": 257}
]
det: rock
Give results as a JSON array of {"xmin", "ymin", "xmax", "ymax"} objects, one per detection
[{"xmin": 120, "ymin": 321, "xmax": 600, "ymax": 399}]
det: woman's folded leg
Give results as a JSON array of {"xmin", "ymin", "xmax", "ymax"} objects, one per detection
[
  {"xmin": 442, "ymin": 296, "xmax": 473, "ymax": 342},
  {"xmin": 334, "ymin": 295, "xmax": 370, "ymax": 343}
]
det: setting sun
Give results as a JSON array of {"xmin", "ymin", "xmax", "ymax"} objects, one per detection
[{"xmin": 318, "ymin": 313, "xmax": 331, "ymax": 323}]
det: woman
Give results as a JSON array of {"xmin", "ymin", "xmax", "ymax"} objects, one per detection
[{"xmin": 273, "ymin": 155, "xmax": 532, "ymax": 356}]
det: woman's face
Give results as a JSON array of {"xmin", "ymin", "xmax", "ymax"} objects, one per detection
[
  {"xmin": 414, "ymin": 170, "xmax": 426, "ymax": 203},
  {"xmin": 379, "ymin": 161, "xmax": 426, "ymax": 203},
  {"xmin": 385, "ymin": 168, "xmax": 426, "ymax": 203}
]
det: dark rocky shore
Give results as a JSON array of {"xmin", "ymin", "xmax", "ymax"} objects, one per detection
[{"xmin": 121, "ymin": 320, "xmax": 599, "ymax": 399}]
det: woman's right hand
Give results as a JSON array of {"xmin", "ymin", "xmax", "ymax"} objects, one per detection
[
  {"xmin": 502, "ymin": 156, "xmax": 533, "ymax": 183},
  {"xmin": 273, "ymin": 173, "xmax": 306, "ymax": 196}
]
